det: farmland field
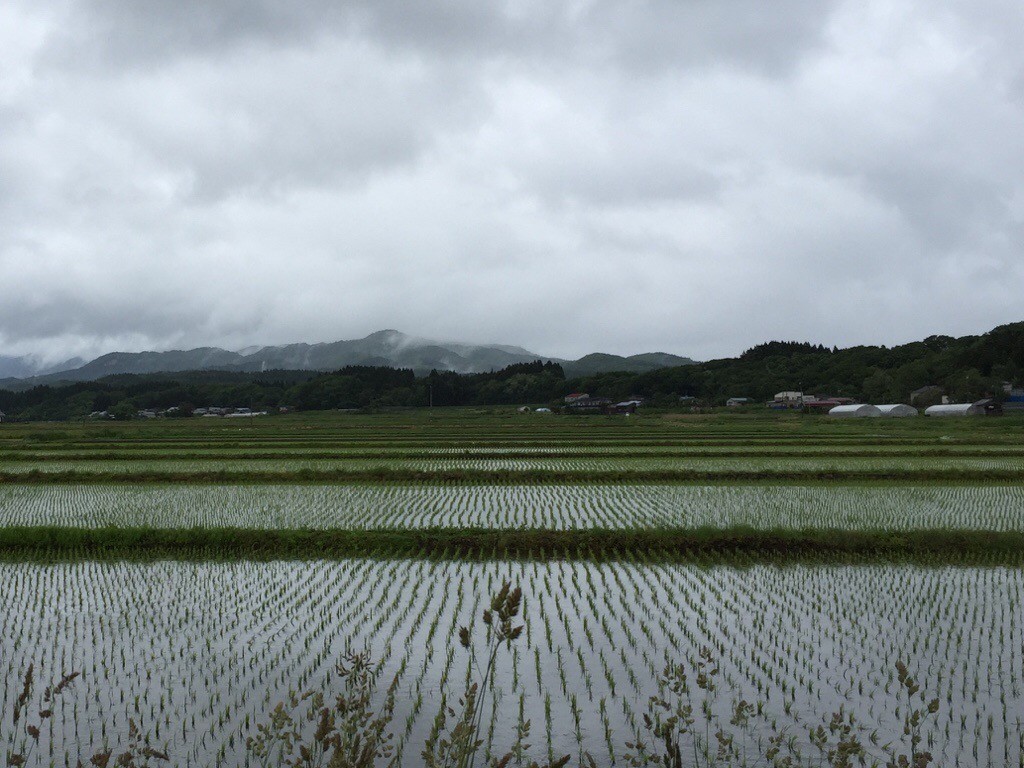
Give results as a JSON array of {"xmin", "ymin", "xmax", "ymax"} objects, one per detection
[
  {"xmin": 1, "ymin": 556, "xmax": 1022, "ymax": 767},
  {"xmin": 4, "ymin": 454, "xmax": 1024, "ymax": 476},
  {"xmin": 1, "ymin": 410, "xmax": 1023, "ymax": 766},
  {"xmin": 2, "ymin": 483, "xmax": 1024, "ymax": 531}
]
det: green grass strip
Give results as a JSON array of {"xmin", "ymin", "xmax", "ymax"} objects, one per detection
[
  {"xmin": 1, "ymin": 525, "xmax": 1022, "ymax": 559},
  {"xmin": 5, "ymin": 448, "xmax": 1024, "ymax": 461},
  {"xmin": 4, "ymin": 468, "xmax": 1024, "ymax": 485}
]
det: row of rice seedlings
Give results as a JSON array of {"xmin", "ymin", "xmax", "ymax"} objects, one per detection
[
  {"xmin": 1, "ymin": 555, "xmax": 1021, "ymax": 766},
  {"xmin": 1, "ymin": 484, "xmax": 1023, "ymax": 532}
]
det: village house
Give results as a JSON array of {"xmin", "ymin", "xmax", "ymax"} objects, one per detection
[
  {"xmin": 564, "ymin": 396, "xmax": 614, "ymax": 413},
  {"xmin": 1003, "ymin": 382, "xmax": 1024, "ymax": 413},
  {"xmin": 802, "ymin": 396, "xmax": 855, "ymax": 412},
  {"xmin": 768, "ymin": 391, "xmax": 810, "ymax": 409}
]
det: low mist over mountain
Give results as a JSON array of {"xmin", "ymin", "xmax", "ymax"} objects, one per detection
[
  {"xmin": 0, "ymin": 330, "xmax": 694, "ymax": 385},
  {"xmin": 0, "ymin": 355, "xmax": 85, "ymax": 380}
]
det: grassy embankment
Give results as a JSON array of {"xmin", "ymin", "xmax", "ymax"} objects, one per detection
[
  {"xmin": 2, "ymin": 524, "xmax": 1023, "ymax": 559},
  {"xmin": 4, "ymin": 467, "xmax": 1024, "ymax": 485}
]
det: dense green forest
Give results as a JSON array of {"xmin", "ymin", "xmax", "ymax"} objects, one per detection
[{"xmin": 2, "ymin": 323, "xmax": 1023, "ymax": 420}]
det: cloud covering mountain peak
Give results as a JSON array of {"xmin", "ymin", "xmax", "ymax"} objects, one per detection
[{"xmin": 1, "ymin": 0, "xmax": 1023, "ymax": 363}]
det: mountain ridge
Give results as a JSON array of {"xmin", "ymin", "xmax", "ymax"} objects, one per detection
[{"xmin": 0, "ymin": 330, "xmax": 695, "ymax": 385}]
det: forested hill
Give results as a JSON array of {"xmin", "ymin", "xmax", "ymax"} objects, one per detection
[
  {"xmin": 0, "ymin": 329, "xmax": 695, "ymax": 382},
  {"xmin": 2, "ymin": 323, "xmax": 1023, "ymax": 420}
]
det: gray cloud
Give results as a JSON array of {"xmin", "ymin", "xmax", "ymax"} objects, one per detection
[
  {"xmin": 49, "ymin": 0, "xmax": 837, "ymax": 72},
  {"xmin": 1, "ymin": 0, "xmax": 1023, "ymax": 366}
]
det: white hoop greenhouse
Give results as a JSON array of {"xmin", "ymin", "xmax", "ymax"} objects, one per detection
[
  {"xmin": 924, "ymin": 403, "xmax": 980, "ymax": 417},
  {"xmin": 876, "ymin": 404, "xmax": 919, "ymax": 417},
  {"xmin": 828, "ymin": 404, "xmax": 882, "ymax": 418}
]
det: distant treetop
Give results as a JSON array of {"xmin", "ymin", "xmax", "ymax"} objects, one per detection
[{"xmin": 739, "ymin": 341, "xmax": 830, "ymax": 362}]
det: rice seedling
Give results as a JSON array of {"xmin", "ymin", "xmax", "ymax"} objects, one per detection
[
  {"xmin": 1, "ymin": 556, "xmax": 1012, "ymax": 765},
  {"xmin": 1, "ymin": 414, "xmax": 1022, "ymax": 765},
  {"xmin": 3, "ymin": 484, "xmax": 1022, "ymax": 535}
]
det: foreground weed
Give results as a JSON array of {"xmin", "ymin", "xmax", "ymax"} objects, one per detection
[
  {"xmin": 626, "ymin": 652, "xmax": 942, "ymax": 768},
  {"xmin": 624, "ymin": 647, "xmax": 767, "ymax": 768},
  {"xmin": 422, "ymin": 580, "xmax": 572, "ymax": 768},
  {"xmin": 88, "ymin": 719, "xmax": 172, "ymax": 768},
  {"xmin": 6, "ymin": 581, "xmax": 951, "ymax": 768},
  {"xmin": 247, "ymin": 651, "xmax": 399, "ymax": 768},
  {"xmin": 7, "ymin": 664, "xmax": 80, "ymax": 768},
  {"xmin": 5, "ymin": 664, "xmax": 168, "ymax": 768},
  {"xmin": 886, "ymin": 662, "xmax": 940, "ymax": 768}
]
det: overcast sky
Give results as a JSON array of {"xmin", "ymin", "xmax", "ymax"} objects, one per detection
[{"xmin": 2, "ymin": 0, "xmax": 1023, "ymax": 364}]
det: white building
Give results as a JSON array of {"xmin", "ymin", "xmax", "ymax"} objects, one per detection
[
  {"xmin": 876, "ymin": 404, "xmax": 919, "ymax": 417},
  {"xmin": 924, "ymin": 403, "xmax": 980, "ymax": 417},
  {"xmin": 774, "ymin": 391, "xmax": 803, "ymax": 402},
  {"xmin": 828, "ymin": 404, "xmax": 882, "ymax": 418}
]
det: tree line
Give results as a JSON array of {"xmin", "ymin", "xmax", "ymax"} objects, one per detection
[{"xmin": 2, "ymin": 323, "xmax": 1023, "ymax": 420}]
